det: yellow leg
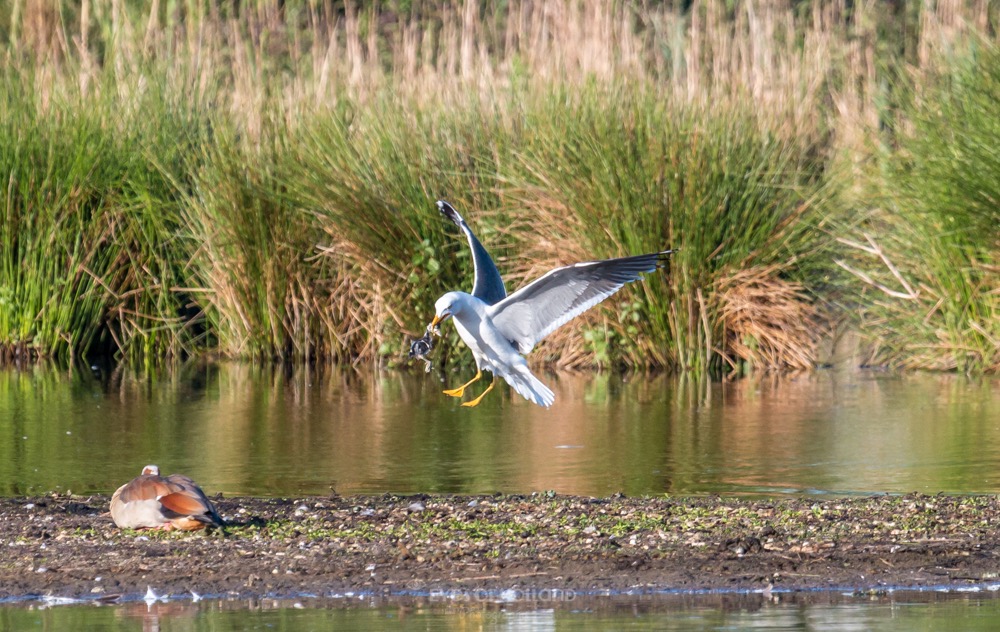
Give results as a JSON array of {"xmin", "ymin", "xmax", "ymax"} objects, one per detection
[
  {"xmin": 443, "ymin": 370, "xmax": 481, "ymax": 397},
  {"xmin": 461, "ymin": 376, "xmax": 496, "ymax": 408}
]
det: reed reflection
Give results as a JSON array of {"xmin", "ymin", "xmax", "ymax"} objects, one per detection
[{"xmin": 0, "ymin": 365, "xmax": 997, "ymax": 497}]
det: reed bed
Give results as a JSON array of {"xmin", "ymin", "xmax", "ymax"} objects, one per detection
[
  {"xmin": 837, "ymin": 45, "xmax": 1000, "ymax": 373},
  {"xmin": 0, "ymin": 0, "xmax": 997, "ymax": 373},
  {"xmin": 0, "ymin": 72, "xmax": 198, "ymax": 363}
]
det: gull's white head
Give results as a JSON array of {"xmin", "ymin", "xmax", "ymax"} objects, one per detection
[
  {"xmin": 431, "ymin": 292, "xmax": 464, "ymax": 328},
  {"xmin": 141, "ymin": 464, "xmax": 160, "ymax": 476}
]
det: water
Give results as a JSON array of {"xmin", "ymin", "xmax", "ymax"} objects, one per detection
[
  {"xmin": 4, "ymin": 592, "xmax": 1000, "ymax": 630},
  {"xmin": 0, "ymin": 364, "xmax": 998, "ymax": 497},
  {"xmin": 2, "ymin": 364, "xmax": 1000, "ymax": 629}
]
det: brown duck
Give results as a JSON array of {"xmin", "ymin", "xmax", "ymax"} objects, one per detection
[{"xmin": 110, "ymin": 465, "xmax": 223, "ymax": 531}]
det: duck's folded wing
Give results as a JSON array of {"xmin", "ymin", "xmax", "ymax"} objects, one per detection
[
  {"xmin": 162, "ymin": 475, "xmax": 224, "ymax": 525},
  {"xmin": 114, "ymin": 476, "xmax": 172, "ymax": 503},
  {"xmin": 489, "ymin": 251, "xmax": 671, "ymax": 354},
  {"xmin": 158, "ymin": 490, "xmax": 213, "ymax": 520}
]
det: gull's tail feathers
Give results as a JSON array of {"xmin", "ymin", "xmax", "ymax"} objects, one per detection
[{"xmin": 503, "ymin": 366, "xmax": 555, "ymax": 408}]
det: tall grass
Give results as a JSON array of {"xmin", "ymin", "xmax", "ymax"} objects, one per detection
[
  {"xmin": 0, "ymin": 1, "xmax": 997, "ymax": 373},
  {"xmin": 179, "ymin": 121, "xmax": 330, "ymax": 361},
  {"xmin": 840, "ymin": 43, "xmax": 1000, "ymax": 372},
  {"xmin": 282, "ymin": 93, "xmax": 518, "ymax": 366},
  {"xmin": 0, "ymin": 72, "xmax": 199, "ymax": 363},
  {"xmin": 284, "ymin": 85, "xmax": 831, "ymax": 373},
  {"xmin": 500, "ymin": 85, "xmax": 827, "ymax": 372}
]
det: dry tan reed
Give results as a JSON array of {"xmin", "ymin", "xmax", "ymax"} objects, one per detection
[
  {"xmin": 712, "ymin": 265, "xmax": 819, "ymax": 371},
  {"xmin": 8, "ymin": 1, "xmax": 995, "ymax": 131}
]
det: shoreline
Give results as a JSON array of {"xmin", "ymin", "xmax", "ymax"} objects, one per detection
[{"xmin": 2, "ymin": 493, "xmax": 999, "ymax": 603}]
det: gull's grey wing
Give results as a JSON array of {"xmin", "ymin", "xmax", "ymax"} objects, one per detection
[
  {"xmin": 438, "ymin": 200, "xmax": 507, "ymax": 305},
  {"xmin": 489, "ymin": 251, "xmax": 672, "ymax": 354}
]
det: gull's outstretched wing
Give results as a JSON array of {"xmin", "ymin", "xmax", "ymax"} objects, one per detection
[
  {"xmin": 489, "ymin": 251, "xmax": 672, "ymax": 355},
  {"xmin": 438, "ymin": 200, "xmax": 507, "ymax": 305}
]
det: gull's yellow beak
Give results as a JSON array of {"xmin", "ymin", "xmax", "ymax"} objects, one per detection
[{"xmin": 430, "ymin": 312, "xmax": 450, "ymax": 332}]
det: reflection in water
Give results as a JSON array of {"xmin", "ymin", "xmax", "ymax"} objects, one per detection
[
  {"xmin": 0, "ymin": 364, "xmax": 998, "ymax": 497},
  {"xmin": 4, "ymin": 592, "xmax": 1000, "ymax": 631}
]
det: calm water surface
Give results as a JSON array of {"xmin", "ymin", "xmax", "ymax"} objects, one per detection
[
  {"xmin": 1, "ymin": 365, "xmax": 999, "ymax": 497},
  {"xmin": 4, "ymin": 592, "xmax": 1000, "ymax": 631}
]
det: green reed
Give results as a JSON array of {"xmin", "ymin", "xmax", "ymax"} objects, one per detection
[
  {"xmin": 275, "ymin": 83, "xmax": 834, "ymax": 373},
  {"xmin": 177, "ymin": 119, "xmax": 319, "ymax": 361},
  {"xmin": 500, "ymin": 84, "xmax": 831, "ymax": 372},
  {"xmin": 843, "ymin": 43, "xmax": 1000, "ymax": 372},
  {"xmin": 0, "ymin": 72, "xmax": 196, "ymax": 362},
  {"xmin": 281, "ymin": 93, "xmax": 517, "ymax": 365}
]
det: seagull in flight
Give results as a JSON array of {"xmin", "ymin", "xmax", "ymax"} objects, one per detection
[{"xmin": 429, "ymin": 201, "xmax": 671, "ymax": 408}]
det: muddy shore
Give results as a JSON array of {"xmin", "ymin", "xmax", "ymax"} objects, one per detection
[{"xmin": 2, "ymin": 493, "xmax": 999, "ymax": 602}]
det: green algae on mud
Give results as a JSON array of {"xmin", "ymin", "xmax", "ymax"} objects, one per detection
[{"xmin": 2, "ymin": 493, "xmax": 1000, "ymax": 601}]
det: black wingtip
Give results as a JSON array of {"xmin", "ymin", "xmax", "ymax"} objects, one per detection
[
  {"xmin": 437, "ymin": 200, "xmax": 465, "ymax": 227},
  {"xmin": 654, "ymin": 249, "xmax": 675, "ymax": 267}
]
